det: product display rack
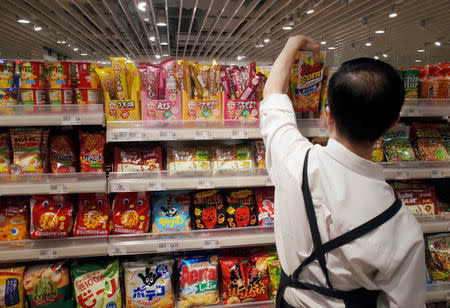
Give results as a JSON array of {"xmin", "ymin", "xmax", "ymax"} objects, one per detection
[{"xmin": 426, "ymin": 282, "xmax": 450, "ymax": 302}]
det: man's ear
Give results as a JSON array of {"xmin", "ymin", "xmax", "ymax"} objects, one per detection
[{"xmin": 325, "ymin": 106, "xmax": 334, "ymax": 126}]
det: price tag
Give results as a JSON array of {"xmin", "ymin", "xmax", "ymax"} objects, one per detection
[
  {"xmin": 159, "ymin": 131, "xmax": 176, "ymax": 140},
  {"xmin": 406, "ymin": 108, "xmax": 421, "ymax": 117},
  {"xmin": 61, "ymin": 115, "xmax": 81, "ymax": 125},
  {"xmin": 39, "ymin": 249, "xmax": 57, "ymax": 259},
  {"xmin": 265, "ymin": 177, "xmax": 273, "ymax": 186},
  {"xmin": 197, "ymin": 179, "xmax": 214, "ymax": 189},
  {"xmin": 111, "ymin": 183, "xmax": 130, "ymax": 192},
  {"xmin": 318, "ymin": 127, "xmax": 328, "ymax": 137},
  {"xmin": 148, "ymin": 182, "xmax": 166, "ymax": 191},
  {"xmin": 431, "ymin": 169, "xmax": 444, "ymax": 178},
  {"xmin": 396, "ymin": 171, "xmax": 410, "ymax": 180},
  {"xmin": 49, "ymin": 184, "xmax": 68, "ymax": 194},
  {"xmin": 128, "ymin": 131, "xmax": 147, "ymax": 140},
  {"xmin": 231, "ymin": 129, "xmax": 248, "ymax": 139},
  {"xmin": 195, "ymin": 130, "xmax": 213, "ymax": 140},
  {"xmin": 203, "ymin": 239, "xmax": 220, "ymax": 249},
  {"xmin": 157, "ymin": 242, "xmax": 180, "ymax": 252},
  {"xmin": 108, "ymin": 246, "xmax": 126, "ymax": 256}
]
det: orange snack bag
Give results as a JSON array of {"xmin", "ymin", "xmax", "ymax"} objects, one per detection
[
  {"xmin": 74, "ymin": 193, "xmax": 111, "ymax": 236},
  {"xmin": 112, "ymin": 192, "xmax": 150, "ymax": 234},
  {"xmin": 79, "ymin": 129, "xmax": 105, "ymax": 173},
  {"xmin": 50, "ymin": 133, "xmax": 76, "ymax": 173},
  {"xmin": 0, "ymin": 197, "xmax": 29, "ymax": 241}
]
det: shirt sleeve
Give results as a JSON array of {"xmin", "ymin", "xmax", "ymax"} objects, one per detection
[{"xmin": 260, "ymin": 94, "xmax": 312, "ymax": 186}]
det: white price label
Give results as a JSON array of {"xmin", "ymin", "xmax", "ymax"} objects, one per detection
[
  {"xmin": 157, "ymin": 242, "xmax": 180, "ymax": 252},
  {"xmin": 159, "ymin": 131, "xmax": 177, "ymax": 140},
  {"xmin": 195, "ymin": 130, "xmax": 213, "ymax": 140},
  {"xmin": 39, "ymin": 249, "xmax": 57, "ymax": 259},
  {"xmin": 396, "ymin": 171, "xmax": 410, "ymax": 180},
  {"xmin": 406, "ymin": 108, "xmax": 421, "ymax": 116},
  {"xmin": 108, "ymin": 246, "xmax": 126, "ymax": 256},
  {"xmin": 148, "ymin": 182, "xmax": 166, "ymax": 191},
  {"xmin": 111, "ymin": 183, "xmax": 130, "ymax": 192},
  {"xmin": 231, "ymin": 129, "xmax": 248, "ymax": 139},
  {"xmin": 431, "ymin": 169, "xmax": 444, "ymax": 178},
  {"xmin": 318, "ymin": 127, "xmax": 328, "ymax": 137},
  {"xmin": 128, "ymin": 131, "xmax": 147, "ymax": 140},
  {"xmin": 49, "ymin": 184, "xmax": 68, "ymax": 194},
  {"xmin": 61, "ymin": 115, "xmax": 81, "ymax": 125},
  {"xmin": 197, "ymin": 179, "xmax": 214, "ymax": 189},
  {"xmin": 265, "ymin": 177, "xmax": 273, "ymax": 186},
  {"xmin": 203, "ymin": 239, "xmax": 220, "ymax": 249}
]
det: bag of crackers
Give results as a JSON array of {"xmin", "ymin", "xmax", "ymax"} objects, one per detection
[
  {"xmin": 74, "ymin": 193, "xmax": 111, "ymax": 236},
  {"xmin": 112, "ymin": 192, "xmax": 150, "ymax": 234},
  {"xmin": 151, "ymin": 191, "xmax": 191, "ymax": 233}
]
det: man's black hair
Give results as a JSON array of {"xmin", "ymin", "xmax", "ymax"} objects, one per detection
[{"xmin": 327, "ymin": 58, "xmax": 404, "ymax": 143}]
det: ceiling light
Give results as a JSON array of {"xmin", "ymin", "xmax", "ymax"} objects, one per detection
[
  {"xmin": 73, "ymin": 47, "xmax": 79, "ymax": 51},
  {"xmin": 143, "ymin": 17, "xmax": 149, "ymax": 22},
  {"xmin": 155, "ymin": 55, "xmax": 161, "ymax": 59},
  {"xmin": 417, "ymin": 49, "xmax": 425, "ymax": 52},
  {"xmin": 282, "ymin": 17, "xmax": 294, "ymax": 31},
  {"xmin": 163, "ymin": 54, "xmax": 169, "ymax": 57},
  {"xmin": 149, "ymin": 36, "xmax": 156, "ymax": 42},
  {"xmin": 306, "ymin": 9, "xmax": 314, "ymax": 14},
  {"xmin": 156, "ymin": 16, "xmax": 167, "ymax": 27},
  {"xmin": 61, "ymin": 40, "xmax": 66, "ymax": 44},
  {"xmin": 374, "ymin": 56, "xmax": 379, "ymax": 59},
  {"xmin": 415, "ymin": 59, "xmax": 422, "ymax": 63},
  {"xmin": 382, "ymin": 53, "xmax": 388, "ymax": 58},
  {"xmin": 33, "ymin": 25, "xmax": 42, "ymax": 31},
  {"xmin": 365, "ymin": 42, "xmax": 371, "ymax": 46},
  {"xmin": 237, "ymin": 56, "xmax": 246, "ymax": 60},
  {"xmin": 160, "ymin": 41, "xmax": 168, "ymax": 46},
  {"xmin": 320, "ymin": 41, "xmax": 326, "ymax": 45},
  {"xmin": 57, "ymin": 40, "xmax": 62, "ymax": 44},
  {"xmin": 137, "ymin": 2, "xmax": 147, "ymax": 12},
  {"xmin": 282, "ymin": 25, "xmax": 293, "ymax": 30},
  {"xmin": 80, "ymin": 53, "xmax": 88, "ymax": 56},
  {"xmin": 435, "ymin": 41, "xmax": 441, "ymax": 46},
  {"xmin": 263, "ymin": 38, "xmax": 270, "ymax": 43},
  {"xmin": 389, "ymin": 5, "xmax": 398, "ymax": 18},
  {"xmin": 328, "ymin": 46, "xmax": 336, "ymax": 50},
  {"xmin": 17, "ymin": 18, "xmax": 30, "ymax": 24},
  {"xmin": 375, "ymin": 30, "xmax": 385, "ymax": 34}
]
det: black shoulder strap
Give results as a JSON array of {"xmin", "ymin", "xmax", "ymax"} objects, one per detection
[{"xmin": 301, "ymin": 148, "xmax": 334, "ymax": 289}]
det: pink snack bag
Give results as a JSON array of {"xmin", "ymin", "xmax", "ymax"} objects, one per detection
[
  {"xmin": 224, "ymin": 97, "xmax": 259, "ymax": 120},
  {"xmin": 160, "ymin": 58, "xmax": 177, "ymax": 100},
  {"xmin": 141, "ymin": 92, "xmax": 181, "ymax": 121}
]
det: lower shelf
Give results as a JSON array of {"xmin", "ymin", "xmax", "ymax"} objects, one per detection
[
  {"xmin": 426, "ymin": 282, "xmax": 450, "ymax": 303},
  {"xmin": 195, "ymin": 300, "xmax": 274, "ymax": 308}
]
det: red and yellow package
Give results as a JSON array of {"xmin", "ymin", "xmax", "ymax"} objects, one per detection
[
  {"xmin": 10, "ymin": 128, "xmax": 44, "ymax": 174},
  {"xmin": 190, "ymin": 63, "xmax": 210, "ymax": 99},
  {"xmin": 74, "ymin": 193, "xmax": 111, "ymax": 236},
  {"xmin": 112, "ymin": 192, "xmax": 150, "ymax": 234},
  {"xmin": 219, "ymin": 253, "xmax": 270, "ymax": 305},
  {"xmin": 0, "ymin": 197, "xmax": 29, "ymax": 241},
  {"xmin": 110, "ymin": 57, "xmax": 128, "ymax": 100},
  {"xmin": 49, "ymin": 133, "xmax": 76, "ymax": 173},
  {"xmin": 45, "ymin": 61, "xmax": 70, "ymax": 88},
  {"xmin": 0, "ymin": 131, "xmax": 10, "ymax": 174},
  {"xmin": 30, "ymin": 195, "xmax": 74, "ymax": 238},
  {"xmin": 79, "ymin": 129, "xmax": 105, "ymax": 173},
  {"xmin": 96, "ymin": 67, "xmax": 117, "ymax": 100},
  {"xmin": 395, "ymin": 187, "xmax": 437, "ymax": 216}
]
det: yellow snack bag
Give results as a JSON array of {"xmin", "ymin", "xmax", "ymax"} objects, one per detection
[
  {"xmin": 0, "ymin": 266, "xmax": 25, "ymax": 308},
  {"xmin": 125, "ymin": 61, "xmax": 140, "ymax": 103},
  {"xmin": 110, "ymin": 57, "xmax": 128, "ymax": 100},
  {"xmin": 190, "ymin": 62, "xmax": 209, "ymax": 99},
  {"xmin": 96, "ymin": 68, "xmax": 117, "ymax": 100}
]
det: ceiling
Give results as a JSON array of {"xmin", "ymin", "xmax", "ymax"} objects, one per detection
[{"xmin": 0, "ymin": 0, "xmax": 448, "ymax": 67}]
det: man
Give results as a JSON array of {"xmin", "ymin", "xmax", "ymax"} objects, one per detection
[{"xmin": 261, "ymin": 35, "xmax": 425, "ymax": 307}]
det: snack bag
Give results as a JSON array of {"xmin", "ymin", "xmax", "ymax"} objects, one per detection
[
  {"xmin": 110, "ymin": 57, "xmax": 128, "ymax": 100},
  {"xmin": 160, "ymin": 58, "xmax": 177, "ymax": 100},
  {"xmin": 23, "ymin": 261, "xmax": 71, "ymax": 308},
  {"xmin": 0, "ymin": 60, "xmax": 15, "ymax": 88},
  {"xmin": 404, "ymin": 70, "xmax": 420, "ymax": 98},
  {"xmin": 426, "ymin": 234, "xmax": 450, "ymax": 281},
  {"xmin": 19, "ymin": 61, "xmax": 45, "ymax": 89},
  {"xmin": 40, "ymin": 129, "xmax": 50, "ymax": 173},
  {"xmin": 49, "ymin": 133, "xmax": 76, "ymax": 173},
  {"xmin": 45, "ymin": 62, "xmax": 70, "ymax": 88},
  {"xmin": 190, "ymin": 63, "xmax": 209, "ymax": 99},
  {"xmin": 10, "ymin": 128, "xmax": 43, "ymax": 174},
  {"xmin": 255, "ymin": 187, "xmax": 274, "ymax": 227},
  {"xmin": 141, "ymin": 98, "xmax": 181, "ymax": 121},
  {"xmin": 106, "ymin": 99, "xmax": 140, "ymax": 121},
  {"xmin": 371, "ymin": 137, "xmax": 384, "ymax": 162},
  {"xmin": 30, "ymin": 195, "xmax": 74, "ymax": 239},
  {"xmin": 183, "ymin": 96, "xmax": 222, "ymax": 121},
  {"xmin": 415, "ymin": 139, "xmax": 449, "ymax": 161},
  {"xmin": 252, "ymin": 141, "xmax": 266, "ymax": 168},
  {"xmin": 79, "ymin": 129, "xmax": 105, "ymax": 173},
  {"xmin": 212, "ymin": 144, "xmax": 254, "ymax": 175},
  {"xmin": 138, "ymin": 63, "xmax": 163, "ymax": 100},
  {"xmin": 175, "ymin": 59, "xmax": 191, "ymax": 94},
  {"xmin": 0, "ymin": 197, "xmax": 28, "ymax": 241},
  {"xmin": 292, "ymin": 51, "xmax": 326, "ymax": 111},
  {"xmin": 114, "ymin": 146, "xmax": 162, "ymax": 173},
  {"xmin": 225, "ymin": 189, "xmax": 258, "ymax": 228},
  {"xmin": 178, "ymin": 255, "xmax": 220, "ymax": 308},
  {"xmin": 151, "ymin": 191, "xmax": 191, "ymax": 233},
  {"xmin": 72, "ymin": 260, "xmax": 121, "ymax": 308},
  {"xmin": 0, "ymin": 266, "xmax": 25, "ymax": 308},
  {"xmin": 395, "ymin": 187, "xmax": 437, "ymax": 216},
  {"xmin": 166, "ymin": 147, "xmax": 210, "ymax": 176},
  {"xmin": 383, "ymin": 127, "xmax": 416, "ymax": 162},
  {"xmin": 75, "ymin": 62, "xmax": 101, "ymax": 88},
  {"xmin": 74, "ymin": 193, "xmax": 111, "ymax": 236},
  {"xmin": 0, "ymin": 131, "xmax": 10, "ymax": 174},
  {"xmin": 126, "ymin": 60, "xmax": 141, "ymax": 103},
  {"xmin": 96, "ymin": 67, "xmax": 117, "ymax": 100},
  {"xmin": 266, "ymin": 256, "xmax": 280, "ymax": 300},
  {"xmin": 219, "ymin": 253, "xmax": 270, "ymax": 304},
  {"xmin": 224, "ymin": 98, "xmax": 259, "ymax": 120},
  {"xmin": 192, "ymin": 190, "xmax": 227, "ymax": 230},
  {"xmin": 123, "ymin": 258, "xmax": 175, "ymax": 308},
  {"xmin": 112, "ymin": 192, "xmax": 150, "ymax": 234}
]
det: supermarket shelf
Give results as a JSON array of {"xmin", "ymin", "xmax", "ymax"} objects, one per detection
[
  {"xmin": 0, "ymin": 104, "xmax": 105, "ymax": 126},
  {"xmin": 0, "ymin": 236, "xmax": 108, "ymax": 263},
  {"xmin": 108, "ymin": 226, "xmax": 275, "ymax": 256},
  {"xmin": 426, "ymin": 282, "xmax": 450, "ymax": 303},
  {"xmin": 0, "ymin": 172, "xmax": 107, "ymax": 196},
  {"xmin": 418, "ymin": 215, "xmax": 450, "ymax": 233},
  {"xmin": 381, "ymin": 161, "xmax": 450, "ymax": 180},
  {"xmin": 400, "ymin": 99, "xmax": 450, "ymax": 117},
  {"xmin": 108, "ymin": 169, "xmax": 272, "ymax": 192}
]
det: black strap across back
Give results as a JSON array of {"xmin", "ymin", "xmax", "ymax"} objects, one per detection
[{"xmin": 276, "ymin": 148, "xmax": 402, "ymax": 308}]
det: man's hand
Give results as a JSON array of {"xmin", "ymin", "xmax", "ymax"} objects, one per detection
[{"xmin": 263, "ymin": 35, "xmax": 320, "ymax": 99}]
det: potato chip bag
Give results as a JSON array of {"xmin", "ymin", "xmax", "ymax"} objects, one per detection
[
  {"xmin": 178, "ymin": 255, "xmax": 220, "ymax": 308},
  {"xmin": 49, "ymin": 133, "xmax": 76, "ymax": 173},
  {"xmin": 0, "ymin": 132, "xmax": 10, "ymax": 174},
  {"xmin": 404, "ymin": 70, "xmax": 420, "ymax": 98},
  {"xmin": 74, "ymin": 193, "xmax": 111, "ymax": 236},
  {"xmin": 395, "ymin": 187, "xmax": 437, "ymax": 216},
  {"xmin": 123, "ymin": 258, "xmax": 175, "ymax": 308},
  {"xmin": 110, "ymin": 57, "xmax": 128, "ymax": 100},
  {"xmin": 112, "ymin": 192, "xmax": 150, "ymax": 234},
  {"xmin": 192, "ymin": 190, "xmax": 227, "ymax": 230},
  {"xmin": 79, "ymin": 129, "xmax": 105, "ymax": 173},
  {"xmin": 95, "ymin": 67, "xmax": 117, "ymax": 100},
  {"xmin": 151, "ymin": 191, "xmax": 191, "ymax": 233},
  {"xmin": 266, "ymin": 256, "xmax": 280, "ymax": 300},
  {"xmin": 0, "ymin": 266, "xmax": 25, "ymax": 308},
  {"xmin": 0, "ymin": 197, "xmax": 28, "ymax": 241},
  {"xmin": 72, "ymin": 260, "xmax": 121, "ymax": 308},
  {"xmin": 225, "ymin": 189, "xmax": 258, "ymax": 228},
  {"xmin": 10, "ymin": 128, "xmax": 43, "ymax": 174},
  {"xmin": 30, "ymin": 195, "xmax": 74, "ymax": 239},
  {"xmin": 255, "ymin": 187, "xmax": 274, "ymax": 227},
  {"xmin": 23, "ymin": 261, "xmax": 72, "ymax": 308}
]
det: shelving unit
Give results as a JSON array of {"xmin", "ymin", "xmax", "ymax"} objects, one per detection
[
  {"xmin": 381, "ymin": 161, "xmax": 450, "ymax": 180},
  {"xmin": 426, "ymin": 282, "xmax": 450, "ymax": 303},
  {"xmin": 0, "ymin": 172, "xmax": 107, "ymax": 196},
  {"xmin": 400, "ymin": 99, "xmax": 450, "ymax": 118},
  {"xmin": 418, "ymin": 215, "xmax": 450, "ymax": 233},
  {"xmin": 0, "ymin": 104, "xmax": 105, "ymax": 126}
]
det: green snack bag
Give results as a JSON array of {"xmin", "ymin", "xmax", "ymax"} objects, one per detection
[
  {"xmin": 404, "ymin": 70, "xmax": 420, "ymax": 98},
  {"xmin": 267, "ymin": 256, "xmax": 281, "ymax": 300},
  {"xmin": 383, "ymin": 126, "xmax": 417, "ymax": 162}
]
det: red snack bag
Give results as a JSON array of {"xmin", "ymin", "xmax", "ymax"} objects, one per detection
[
  {"xmin": 395, "ymin": 187, "xmax": 437, "ymax": 216},
  {"xmin": 239, "ymin": 74, "xmax": 262, "ymax": 100},
  {"xmin": 30, "ymin": 195, "xmax": 74, "ymax": 238},
  {"xmin": 113, "ymin": 146, "xmax": 162, "ymax": 172},
  {"xmin": 220, "ymin": 253, "xmax": 270, "ymax": 304},
  {"xmin": 255, "ymin": 187, "xmax": 274, "ymax": 227},
  {"xmin": 138, "ymin": 63, "xmax": 163, "ymax": 100},
  {"xmin": 79, "ymin": 129, "xmax": 105, "ymax": 173},
  {"xmin": 225, "ymin": 189, "xmax": 258, "ymax": 228},
  {"xmin": 49, "ymin": 133, "xmax": 76, "ymax": 173},
  {"xmin": 160, "ymin": 58, "xmax": 177, "ymax": 100},
  {"xmin": 252, "ymin": 141, "xmax": 266, "ymax": 168},
  {"xmin": 112, "ymin": 192, "xmax": 150, "ymax": 234},
  {"xmin": 74, "ymin": 193, "xmax": 111, "ymax": 236},
  {"xmin": 241, "ymin": 62, "xmax": 256, "ymax": 88},
  {"xmin": 231, "ymin": 68, "xmax": 245, "ymax": 98}
]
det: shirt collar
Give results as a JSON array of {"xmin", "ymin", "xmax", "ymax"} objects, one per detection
[{"xmin": 323, "ymin": 138, "xmax": 385, "ymax": 181}]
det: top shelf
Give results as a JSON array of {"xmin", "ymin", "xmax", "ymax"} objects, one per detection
[{"xmin": 0, "ymin": 104, "xmax": 105, "ymax": 126}]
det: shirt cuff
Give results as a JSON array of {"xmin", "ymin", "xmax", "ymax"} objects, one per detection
[{"xmin": 260, "ymin": 93, "xmax": 294, "ymax": 113}]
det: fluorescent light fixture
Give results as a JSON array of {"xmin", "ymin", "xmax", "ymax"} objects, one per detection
[
  {"xmin": 61, "ymin": 40, "xmax": 66, "ymax": 44},
  {"xmin": 328, "ymin": 46, "xmax": 336, "ymax": 50},
  {"xmin": 163, "ymin": 54, "xmax": 169, "ymax": 57},
  {"xmin": 143, "ymin": 17, "xmax": 149, "ymax": 22},
  {"xmin": 382, "ymin": 53, "xmax": 388, "ymax": 58},
  {"xmin": 160, "ymin": 42, "xmax": 168, "ymax": 46},
  {"xmin": 57, "ymin": 40, "xmax": 62, "ymax": 44},
  {"xmin": 282, "ymin": 17, "xmax": 294, "ymax": 30},
  {"xmin": 237, "ymin": 56, "xmax": 246, "ymax": 60},
  {"xmin": 137, "ymin": 2, "xmax": 146, "ymax": 12},
  {"xmin": 264, "ymin": 38, "xmax": 270, "ymax": 43},
  {"xmin": 320, "ymin": 41, "xmax": 326, "ymax": 45},
  {"xmin": 435, "ymin": 41, "xmax": 441, "ymax": 46},
  {"xmin": 365, "ymin": 42, "xmax": 371, "ymax": 46},
  {"xmin": 80, "ymin": 53, "xmax": 88, "ymax": 56},
  {"xmin": 417, "ymin": 49, "xmax": 425, "ymax": 52},
  {"xmin": 34, "ymin": 25, "xmax": 42, "ymax": 31},
  {"xmin": 375, "ymin": 30, "xmax": 385, "ymax": 34},
  {"xmin": 73, "ymin": 48, "xmax": 79, "ymax": 51},
  {"xmin": 149, "ymin": 36, "xmax": 156, "ymax": 42},
  {"xmin": 17, "ymin": 18, "xmax": 30, "ymax": 24},
  {"xmin": 389, "ymin": 12, "xmax": 397, "ymax": 18},
  {"xmin": 415, "ymin": 59, "xmax": 422, "ymax": 62},
  {"xmin": 374, "ymin": 56, "xmax": 379, "ymax": 59},
  {"xmin": 306, "ymin": 9, "xmax": 314, "ymax": 14},
  {"xmin": 156, "ymin": 17, "xmax": 167, "ymax": 27},
  {"xmin": 155, "ymin": 55, "xmax": 161, "ymax": 59},
  {"xmin": 282, "ymin": 25, "xmax": 293, "ymax": 30}
]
